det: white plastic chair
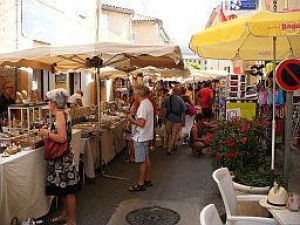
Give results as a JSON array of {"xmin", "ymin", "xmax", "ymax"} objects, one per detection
[
  {"xmin": 200, "ymin": 204, "xmax": 223, "ymax": 225},
  {"xmin": 200, "ymin": 204, "xmax": 274, "ymax": 225},
  {"xmin": 212, "ymin": 168, "xmax": 277, "ymax": 225}
]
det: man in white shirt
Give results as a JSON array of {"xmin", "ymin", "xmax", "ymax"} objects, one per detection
[
  {"xmin": 67, "ymin": 89, "xmax": 83, "ymax": 108},
  {"xmin": 127, "ymin": 84, "xmax": 154, "ymax": 191}
]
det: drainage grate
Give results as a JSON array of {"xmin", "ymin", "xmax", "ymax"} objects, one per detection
[{"xmin": 125, "ymin": 206, "xmax": 181, "ymax": 225}]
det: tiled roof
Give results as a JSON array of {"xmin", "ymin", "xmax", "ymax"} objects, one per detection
[{"xmin": 102, "ymin": 4, "xmax": 134, "ymax": 14}]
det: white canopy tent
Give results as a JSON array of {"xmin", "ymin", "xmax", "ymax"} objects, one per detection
[
  {"xmin": 0, "ymin": 42, "xmax": 184, "ymax": 73},
  {"xmin": 0, "ymin": 42, "xmax": 184, "ymax": 125},
  {"xmin": 131, "ymin": 66, "xmax": 190, "ymax": 78},
  {"xmin": 184, "ymin": 69, "xmax": 227, "ymax": 82}
]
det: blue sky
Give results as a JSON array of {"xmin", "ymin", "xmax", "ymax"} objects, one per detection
[{"xmin": 102, "ymin": 0, "xmax": 221, "ymax": 49}]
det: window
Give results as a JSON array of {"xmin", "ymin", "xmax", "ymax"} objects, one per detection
[{"xmin": 101, "ymin": 13, "xmax": 109, "ymax": 34}]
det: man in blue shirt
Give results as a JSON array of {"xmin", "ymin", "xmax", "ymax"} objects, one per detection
[{"xmin": 163, "ymin": 87, "xmax": 187, "ymax": 155}]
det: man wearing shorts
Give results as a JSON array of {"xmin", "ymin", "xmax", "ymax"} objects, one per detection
[{"xmin": 127, "ymin": 84, "xmax": 154, "ymax": 191}]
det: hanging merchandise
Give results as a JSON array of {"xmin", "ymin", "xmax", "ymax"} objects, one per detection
[
  {"xmin": 265, "ymin": 62, "xmax": 274, "ymax": 75},
  {"xmin": 226, "ymin": 74, "xmax": 246, "ymax": 100},
  {"xmin": 275, "ymin": 118, "xmax": 284, "ymax": 144},
  {"xmin": 250, "ymin": 64, "xmax": 264, "ymax": 76}
]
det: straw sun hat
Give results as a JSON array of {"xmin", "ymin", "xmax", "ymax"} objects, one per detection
[{"xmin": 259, "ymin": 183, "xmax": 288, "ymax": 210}]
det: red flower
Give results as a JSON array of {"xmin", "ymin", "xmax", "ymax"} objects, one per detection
[
  {"xmin": 226, "ymin": 138, "xmax": 237, "ymax": 147},
  {"xmin": 261, "ymin": 118, "xmax": 269, "ymax": 126},
  {"xmin": 203, "ymin": 134, "xmax": 215, "ymax": 145},
  {"xmin": 214, "ymin": 123, "xmax": 220, "ymax": 131},
  {"xmin": 226, "ymin": 151, "xmax": 240, "ymax": 159},
  {"xmin": 241, "ymin": 137, "xmax": 247, "ymax": 144},
  {"xmin": 240, "ymin": 125, "xmax": 248, "ymax": 133},
  {"xmin": 214, "ymin": 152, "xmax": 222, "ymax": 160}
]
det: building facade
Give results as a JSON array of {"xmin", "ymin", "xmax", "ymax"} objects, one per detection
[
  {"xmin": 0, "ymin": 0, "xmax": 98, "ymax": 105},
  {"xmin": 0, "ymin": 0, "xmax": 173, "ymax": 104},
  {"xmin": 101, "ymin": 4, "xmax": 134, "ymax": 43},
  {"xmin": 132, "ymin": 14, "xmax": 171, "ymax": 45}
]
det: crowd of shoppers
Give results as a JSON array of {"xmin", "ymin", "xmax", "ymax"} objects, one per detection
[
  {"xmin": 121, "ymin": 81, "xmax": 215, "ymax": 191},
  {"xmin": 32, "ymin": 79, "xmax": 215, "ymax": 224}
]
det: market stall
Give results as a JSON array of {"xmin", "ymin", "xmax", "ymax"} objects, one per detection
[
  {"xmin": 0, "ymin": 129, "xmax": 81, "ymax": 224},
  {"xmin": 0, "ymin": 42, "xmax": 184, "ymax": 221},
  {"xmin": 71, "ymin": 107, "xmax": 127, "ymax": 178}
]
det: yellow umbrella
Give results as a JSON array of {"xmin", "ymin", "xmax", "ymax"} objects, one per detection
[
  {"xmin": 190, "ymin": 9, "xmax": 300, "ymax": 171},
  {"xmin": 190, "ymin": 10, "xmax": 300, "ymax": 60}
]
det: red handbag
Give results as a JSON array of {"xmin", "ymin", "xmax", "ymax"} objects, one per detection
[{"xmin": 44, "ymin": 112, "xmax": 70, "ymax": 160}]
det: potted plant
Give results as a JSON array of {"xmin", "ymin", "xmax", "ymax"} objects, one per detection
[{"xmin": 205, "ymin": 117, "xmax": 280, "ymax": 194}]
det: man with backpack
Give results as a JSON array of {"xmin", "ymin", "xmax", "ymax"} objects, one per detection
[{"xmin": 163, "ymin": 87, "xmax": 187, "ymax": 155}]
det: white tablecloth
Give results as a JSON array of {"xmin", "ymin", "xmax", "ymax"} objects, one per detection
[
  {"xmin": 80, "ymin": 137, "xmax": 96, "ymax": 178},
  {"xmin": 0, "ymin": 148, "xmax": 52, "ymax": 225},
  {"xmin": 0, "ymin": 129, "xmax": 81, "ymax": 225},
  {"xmin": 79, "ymin": 119, "xmax": 127, "ymax": 178}
]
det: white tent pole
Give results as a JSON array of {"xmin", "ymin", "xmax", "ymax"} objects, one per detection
[
  {"xmin": 271, "ymin": 36, "xmax": 277, "ymax": 170},
  {"xmin": 271, "ymin": 0, "xmax": 278, "ymax": 170}
]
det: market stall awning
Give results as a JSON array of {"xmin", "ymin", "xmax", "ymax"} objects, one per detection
[
  {"xmin": 189, "ymin": 10, "xmax": 300, "ymax": 60},
  {"xmin": 131, "ymin": 66, "xmax": 190, "ymax": 78},
  {"xmin": 183, "ymin": 69, "xmax": 227, "ymax": 82},
  {"xmin": 0, "ymin": 42, "xmax": 184, "ymax": 73},
  {"xmin": 97, "ymin": 67, "xmax": 128, "ymax": 79}
]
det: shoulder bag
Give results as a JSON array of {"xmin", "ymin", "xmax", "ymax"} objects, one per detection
[{"xmin": 44, "ymin": 112, "xmax": 70, "ymax": 160}]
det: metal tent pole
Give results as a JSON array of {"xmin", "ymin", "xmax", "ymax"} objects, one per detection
[
  {"xmin": 95, "ymin": 67, "xmax": 104, "ymax": 176},
  {"xmin": 284, "ymin": 92, "xmax": 293, "ymax": 186}
]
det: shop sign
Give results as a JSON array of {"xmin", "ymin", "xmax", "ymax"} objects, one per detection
[
  {"xmin": 281, "ymin": 22, "xmax": 300, "ymax": 34},
  {"xmin": 276, "ymin": 59, "xmax": 300, "ymax": 92},
  {"xmin": 55, "ymin": 73, "xmax": 67, "ymax": 83},
  {"xmin": 226, "ymin": 108, "xmax": 241, "ymax": 120},
  {"xmin": 225, "ymin": 0, "xmax": 257, "ymax": 11}
]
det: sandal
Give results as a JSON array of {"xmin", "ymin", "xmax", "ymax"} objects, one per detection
[
  {"xmin": 129, "ymin": 183, "xmax": 146, "ymax": 192},
  {"xmin": 50, "ymin": 215, "xmax": 68, "ymax": 223},
  {"xmin": 144, "ymin": 180, "xmax": 153, "ymax": 187}
]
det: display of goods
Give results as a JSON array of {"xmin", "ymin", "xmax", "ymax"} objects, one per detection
[
  {"xmin": 15, "ymin": 90, "xmax": 31, "ymax": 104},
  {"xmin": 4, "ymin": 144, "xmax": 21, "ymax": 155},
  {"xmin": 226, "ymin": 74, "xmax": 247, "ymax": 100},
  {"xmin": 0, "ymin": 131, "xmax": 28, "ymax": 141},
  {"xmin": 0, "ymin": 143, "xmax": 7, "ymax": 153},
  {"xmin": 73, "ymin": 123, "xmax": 97, "ymax": 130},
  {"xmin": 29, "ymin": 90, "xmax": 41, "ymax": 104}
]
